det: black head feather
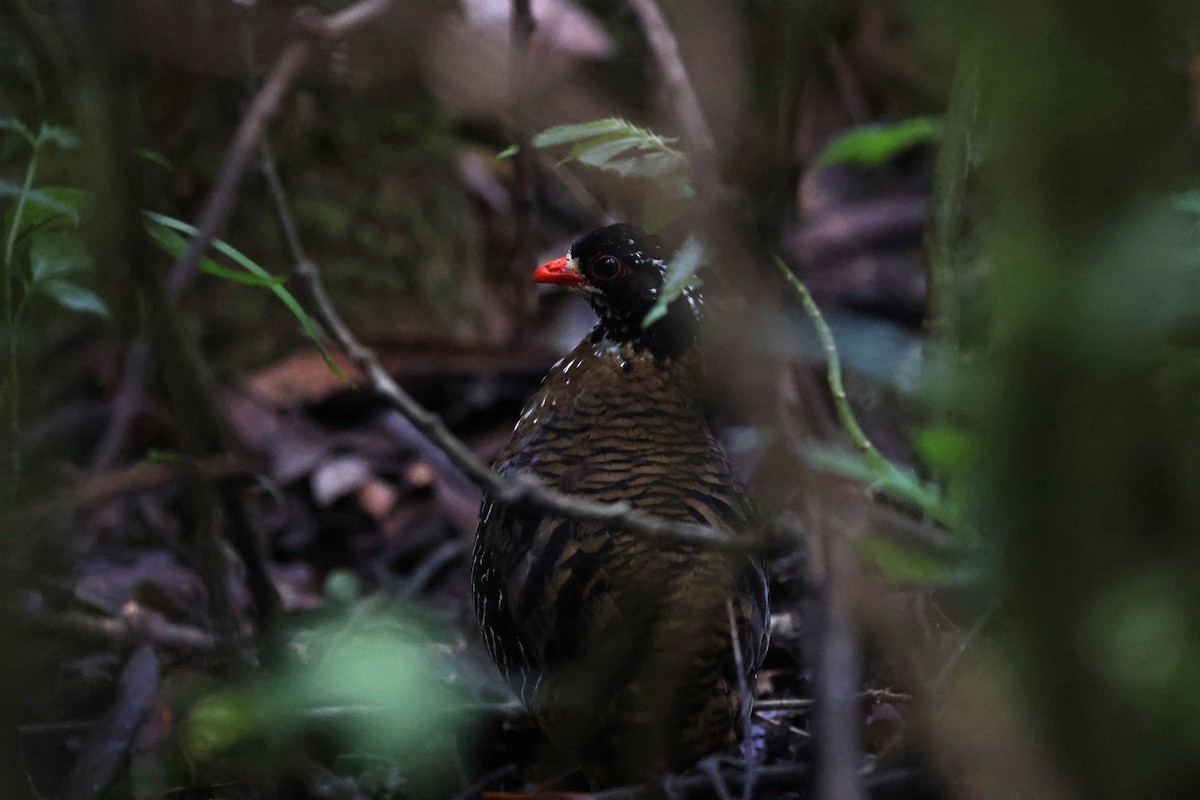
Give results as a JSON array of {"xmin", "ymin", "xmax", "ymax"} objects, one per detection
[{"xmin": 563, "ymin": 223, "xmax": 701, "ymax": 359}]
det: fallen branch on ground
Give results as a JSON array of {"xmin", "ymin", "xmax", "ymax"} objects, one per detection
[{"xmin": 20, "ymin": 604, "xmax": 221, "ymax": 653}]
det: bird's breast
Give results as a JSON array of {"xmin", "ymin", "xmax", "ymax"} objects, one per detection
[{"xmin": 499, "ymin": 339, "xmax": 719, "ymax": 511}]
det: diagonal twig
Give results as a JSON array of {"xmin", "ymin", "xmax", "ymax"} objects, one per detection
[
  {"xmin": 625, "ymin": 0, "xmax": 725, "ymax": 204},
  {"xmin": 625, "ymin": 0, "xmax": 716, "ymax": 158}
]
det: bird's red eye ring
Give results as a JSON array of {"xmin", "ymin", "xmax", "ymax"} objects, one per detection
[{"xmin": 590, "ymin": 255, "xmax": 626, "ymax": 281}]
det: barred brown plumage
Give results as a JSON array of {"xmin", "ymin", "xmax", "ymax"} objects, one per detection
[{"xmin": 471, "ymin": 224, "xmax": 769, "ymax": 788}]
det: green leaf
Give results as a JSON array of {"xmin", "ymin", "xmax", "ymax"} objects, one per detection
[
  {"xmin": 532, "ymin": 118, "xmax": 652, "ymax": 148},
  {"xmin": 143, "ymin": 211, "xmax": 347, "ymax": 381},
  {"xmin": 133, "ymin": 148, "xmax": 173, "ymax": 171},
  {"xmin": 800, "ymin": 440, "xmax": 949, "ymax": 521},
  {"xmin": 185, "ymin": 689, "xmax": 259, "ymax": 764},
  {"xmin": 145, "ymin": 221, "xmax": 283, "ymax": 287},
  {"xmin": 145, "ymin": 448, "xmax": 182, "ymax": 464},
  {"xmin": 30, "ymin": 230, "xmax": 91, "ymax": 281},
  {"xmin": 38, "ymin": 279, "xmax": 110, "ymax": 320},
  {"xmin": 533, "ymin": 118, "xmax": 694, "ymax": 214},
  {"xmin": 37, "ymin": 124, "xmax": 81, "ymax": 150},
  {"xmin": 0, "ymin": 118, "xmax": 35, "ymax": 147},
  {"xmin": 0, "ymin": 182, "xmax": 82, "ymax": 231},
  {"xmin": 568, "ymin": 134, "xmax": 643, "ymax": 168},
  {"xmin": 536, "ymin": 119, "xmax": 682, "ymax": 163},
  {"xmin": 603, "ymin": 151, "xmax": 689, "ymax": 181},
  {"xmin": 815, "ymin": 117, "xmax": 942, "ymax": 168},
  {"xmin": 496, "ymin": 144, "xmax": 519, "ymax": 159},
  {"xmin": 642, "ymin": 235, "xmax": 705, "ymax": 327}
]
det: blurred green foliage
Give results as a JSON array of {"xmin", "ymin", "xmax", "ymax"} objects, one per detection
[
  {"xmin": 0, "ymin": 119, "xmax": 106, "ymax": 481},
  {"xmin": 181, "ymin": 601, "xmax": 472, "ymax": 798},
  {"xmin": 144, "ymin": 210, "xmax": 347, "ymax": 379},
  {"xmin": 814, "ymin": 116, "xmax": 942, "ymax": 168},
  {"xmin": 918, "ymin": 0, "xmax": 1200, "ymax": 796}
]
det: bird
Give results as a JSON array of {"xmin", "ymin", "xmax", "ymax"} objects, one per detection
[{"xmin": 471, "ymin": 223, "xmax": 769, "ymax": 788}]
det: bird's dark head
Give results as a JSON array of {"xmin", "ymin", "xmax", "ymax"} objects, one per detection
[{"xmin": 534, "ymin": 223, "xmax": 700, "ymax": 358}]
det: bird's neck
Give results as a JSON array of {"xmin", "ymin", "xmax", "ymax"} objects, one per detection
[{"xmin": 593, "ymin": 295, "xmax": 700, "ymax": 361}]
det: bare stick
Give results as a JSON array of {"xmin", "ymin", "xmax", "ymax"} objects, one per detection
[
  {"xmin": 754, "ymin": 689, "xmax": 911, "ymax": 714},
  {"xmin": 814, "ymin": 528, "xmax": 867, "ymax": 800},
  {"xmin": 726, "ymin": 599, "xmax": 756, "ymax": 800},
  {"xmin": 22, "ymin": 605, "xmax": 220, "ymax": 653},
  {"xmin": 824, "ymin": 37, "xmax": 871, "ymax": 125},
  {"xmin": 625, "ymin": 0, "xmax": 723, "ymax": 199}
]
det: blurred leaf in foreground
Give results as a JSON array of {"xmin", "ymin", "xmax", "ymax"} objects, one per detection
[
  {"xmin": 815, "ymin": 117, "xmax": 942, "ymax": 168},
  {"xmin": 185, "ymin": 605, "xmax": 472, "ymax": 797}
]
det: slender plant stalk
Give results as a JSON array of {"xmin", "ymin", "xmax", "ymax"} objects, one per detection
[
  {"xmin": 774, "ymin": 257, "xmax": 944, "ymax": 516},
  {"xmin": 2, "ymin": 141, "xmax": 40, "ymax": 482}
]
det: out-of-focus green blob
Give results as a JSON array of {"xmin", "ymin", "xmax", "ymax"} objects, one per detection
[{"xmin": 184, "ymin": 606, "xmax": 471, "ymax": 797}]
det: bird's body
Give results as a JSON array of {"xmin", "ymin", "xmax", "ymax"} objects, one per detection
[{"xmin": 472, "ymin": 225, "xmax": 768, "ymax": 787}]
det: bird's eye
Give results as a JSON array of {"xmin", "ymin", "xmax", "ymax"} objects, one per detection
[{"xmin": 590, "ymin": 255, "xmax": 624, "ymax": 281}]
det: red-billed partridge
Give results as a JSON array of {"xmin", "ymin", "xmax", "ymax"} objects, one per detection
[{"xmin": 471, "ymin": 223, "xmax": 769, "ymax": 788}]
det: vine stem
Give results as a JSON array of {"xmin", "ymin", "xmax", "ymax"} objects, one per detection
[
  {"xmin": 774, "ymin": 256, "xmax": 945, "ymax": 517},
  {"xmin": 775, "ymin": 257, "xmax": 887, "ymax": 469}
]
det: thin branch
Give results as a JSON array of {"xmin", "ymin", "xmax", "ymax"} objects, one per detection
[
  {"xmin": 814, "ymin": 524, "xmax": 867, "ymax": 800},
  {"xmin": 725, "ymin": 599, "xmax": 755, "ymax": 800},
  {"xmin": 88, "ymin": 337, "xmax": 150, "ymax": 472},
  {"xmin": 775, "ymin": 259, "xmax": 887, "ymax": 473},
  {"xmin": 754, "ymin": 689, "xmax": 911, "ymax": 714},
  {"xmin": 400, "ymin": 539, "xmax": 467, "ymax": 600},
  {"xmin": 698, "ymin": 758, "xmax": 735, "ymax": 800},
  {"xmin": 61, "ymin": 645, "xmax": 159, "ymax": 800},
  {"xmin": 21, "ymin": 604, "xmax": 221, "ymax": 653},
  {"xmin": 625, "ymin": 0, "xmax": 723, "ymax": 201},
  {"xmin": 754, "ymin": 697, "xmax": 814, "ymax": 712}
]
